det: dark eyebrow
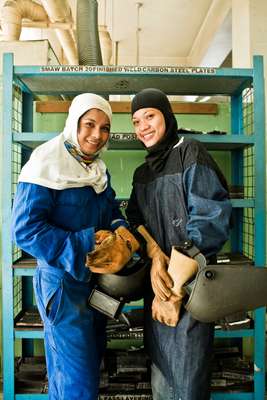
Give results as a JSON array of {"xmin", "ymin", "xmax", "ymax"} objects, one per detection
[
  {"xmin": 82, "ymin": 118, "xmax": 110, "ymax": 128},
  {"xmin": 82, "ymin": 117, "xmax": 96, "ymax": 123},
  {"xmin": 132, "ymin": 110, "xmax": 154, "ymax": 121},
  {"xmin": 144, "ymin": 110, "xmax": 154, "ymax": 115}
]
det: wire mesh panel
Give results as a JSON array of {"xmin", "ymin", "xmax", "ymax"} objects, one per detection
[
  {"xmin": 12, "ymin": 142, "xmax": 22, "ymax": 264},
  {"xmin": 13, "ymin": 276, "xmax": 23, "ymax": 318},
  {"xmin": 242, "ymin": 87, "xmax": 254, "ymax": 136},
  {"xmin": 12, "ymin": 85, "xmax": 22, "ymax": 262},
  {"xmin": 242, "ymin": 87, "xmax": 254, "ymax": 199},
  {"xmin": 242, "ymin": 88, "xmax": 255, "ymax": 261},
  {"xmin": 12, "ymin": 86, "xmax": 22, "ymax": 133},
  {"xmin": 242, "ymin": 208, "xmax": 255, "ymax": 260},
  {"xmin": 243, "ymin": 147, "xmax": 255, "ymax": 199},
  {"xmin": 12, "ymin": 85, "xmax": 23, "ymax": 317}
]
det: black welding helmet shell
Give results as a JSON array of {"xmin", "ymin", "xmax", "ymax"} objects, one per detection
[{"xmin": 95, "ymin": 256, "xmax": 150, "ymax": 302}]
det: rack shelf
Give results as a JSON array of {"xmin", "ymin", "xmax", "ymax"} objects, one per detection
[
  {"xmin": 12, "ymin": 393, "xmax": 256, "ymax": 400},
  {"xmin": 15, "ymin": 331, "xmax": 44, "ymax": 340},
  {"xmin": 2, "ymin": 52, "xmax": 266, "ymax": 399},
  {"xmin": 14, "ymin": 132, "xmax": 255, "ymax": 150},
  {"xmin": 14, "ymin": 64, "xmax": 253, "ymax": 96},
  {"xmin": 14, "ymin": 328, "xmax": 255, "ymax": 341}
]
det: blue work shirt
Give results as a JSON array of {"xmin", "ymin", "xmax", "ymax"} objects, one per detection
[{"xmin": 12, "ymin": 177, "xmax": 126, "ymax": 282}]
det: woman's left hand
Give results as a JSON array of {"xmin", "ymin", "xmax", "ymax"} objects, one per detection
[
  {"xmin": 86, "ymin": 227, "xmax": 139, "ymax": 274},
  {"xmin": 94, "ymin": 229, "xmax": 114, "ymax": 246},
  {"xmin": 152, "ymin": 295, "xmax": 181, "ymax": 327}
]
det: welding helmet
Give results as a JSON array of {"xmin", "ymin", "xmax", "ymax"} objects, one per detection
[
  {"xmin": 96, "ymin": 255, "xmax": 150, "ymax": 302},
  {"xmin": 88, "ymin": 255, "xmax": 150, "ymax": 319}
]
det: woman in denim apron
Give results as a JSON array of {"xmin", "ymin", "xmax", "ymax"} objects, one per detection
[{"xmin": 126, "ymin": 88, "xmax": 232, "ymax": 400}]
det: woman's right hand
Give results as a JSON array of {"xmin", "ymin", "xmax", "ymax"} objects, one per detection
[
  {"xmin": 135, "ymin": 225, "xmax": 173, "ymax": 301},
  {"xmin": 150, "ymin": 250, "xmax": 173, "ymax": 301}
]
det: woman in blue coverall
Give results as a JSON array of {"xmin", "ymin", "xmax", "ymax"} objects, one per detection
[{"xmin": 12, "ymin": 93, "xmax": 139, "ymax": 400}]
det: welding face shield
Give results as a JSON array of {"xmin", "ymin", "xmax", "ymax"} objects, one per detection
[
  {"xmin": 88, "ymin": 255, "xmax": 150, "ymax": 319},
  {"xmin": 169, "ymin": 242, "xmax": 267, "ymax": 323}
]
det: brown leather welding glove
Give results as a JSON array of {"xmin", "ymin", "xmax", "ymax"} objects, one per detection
[
  {"xmin": 167, "ymin": 246, "xmax": 198, "ymax": 302},
  {"xmin": 94, "ymin": 229, "xmax": 114, "ymax": 247},
  {"xmin": 151, "ymin": 246, "xmax": 199, "ymax": 327},
  {"xmin": 137, "ymin": 225, "xmax": 173, "ymax": 301},
  {"xmin": 155, "ymin": 246, "xmax": 199, "ymax": 326},
  {"xmin": 152, "ymin": 295, "xmax": 181, "ymax": 327},
  {"xmin": 86, "ymin": 226, "xmax": 140, "ymax": 274}
]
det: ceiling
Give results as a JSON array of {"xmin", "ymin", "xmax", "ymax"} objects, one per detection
[
  {"xmin": 99, "ymin": 0, "xmax": 232, "ymax": 67},
  {"xmin": 97, "ymin": 0, "xmax": 233, "ymax": 101},
  {"xmin": 0, "ymin": 0, "xmax": 233, "ymax": 68},
  {"xmin": 0, "ymin": 0, "xmax": 233, "ymax": 101}
]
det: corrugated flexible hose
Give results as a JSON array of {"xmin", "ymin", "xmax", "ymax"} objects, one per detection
[{"xmin": 76, "ymin": 0, "xmax": 103, "ymax": 65}]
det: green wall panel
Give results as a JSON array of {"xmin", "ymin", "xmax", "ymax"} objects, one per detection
[
  {"xmin": 176, "ymin": 103, "xmax": 230, "ymax": 132},
  {"xmin": 33, "ymin": 104, "xmax": 230, "ymax": 133},
  {"xmin": 102, "ymin": 150, "xmax": 145, "ymax": 198},
  {"xmin": 33, "ymin": 103, "xmax": 231, "ymax": 196},
  {"xmin": 33, "ymin": 112, "xmax": 67, "ymax": 132}
]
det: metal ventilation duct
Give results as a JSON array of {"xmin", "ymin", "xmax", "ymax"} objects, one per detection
[
  {"xmin": 1, "ymin": 0, "xmax": 48, "ymax": 40},
  {"xmin": 76, "ymin": 0, "xmax": 103, "ymax": 65},
  {"xmin": 40, "ymin": 0, "xmax": 78, "ymax": 65}
]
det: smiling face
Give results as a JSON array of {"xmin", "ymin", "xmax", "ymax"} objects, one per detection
[
  {"xmin": 132, "ymin": 107, "xmax": 166, "ymax": 147},
  {"xmin": 77, "ymin": 108, "xmax": 110, "ymax": 156}
]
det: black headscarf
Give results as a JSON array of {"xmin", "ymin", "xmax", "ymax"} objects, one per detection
[{"xmin": 131, "ymin": 88, "xmax": 179, "ymax": 172}]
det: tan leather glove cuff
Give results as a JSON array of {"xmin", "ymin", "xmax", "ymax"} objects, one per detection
[
  {"xmin": 147, "ymin": 242, "xmax": 163, "ymax": 259},
  {"xmin": 115, "ymin": 226, "xmax": 140, "ymax": 253},
  {"xmin": 137, "ymin": 225, "xmax": 162, "ymax": 259}
]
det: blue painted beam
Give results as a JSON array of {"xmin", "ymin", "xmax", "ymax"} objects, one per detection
[{"xmin": 2, "ymin": 52, "xmax": 16, "ymax": 400}]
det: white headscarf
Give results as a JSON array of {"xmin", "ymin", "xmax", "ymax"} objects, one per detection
[{"xmin": 19, "ymin": 93, "xmax": 112, "ymax": 193}]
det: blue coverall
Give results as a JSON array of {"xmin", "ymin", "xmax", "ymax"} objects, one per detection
[{"xmin": 12, "ymin": 177, "xmax": 127, "ymax": 399}]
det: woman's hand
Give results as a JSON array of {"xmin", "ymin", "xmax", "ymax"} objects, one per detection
[
  {"xmin": 135, "ymin": 225, "xmax": 173, "ymax": 300},
  {"xmin": 152, "ymin": 295, "xmax": 181, "ymax": 327},
  {"xmin": 94, "ymin": 229, "xmax": 114, "ymax": 246},
  {"xmin": 86, "ymin": 233, "xmax": 129, "ymax": 273},
  {"xmin": 86, "ymin": 226, "xmax": 140, "ymax": 274},
  {"xmin": 150, "ymin": 250, "xmax": 173, "ymax": 301}
]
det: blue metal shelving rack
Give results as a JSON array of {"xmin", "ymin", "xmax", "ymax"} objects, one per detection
[{"xmin": 1, "ymin": 52, "xmax": 266, "ymax": 399}]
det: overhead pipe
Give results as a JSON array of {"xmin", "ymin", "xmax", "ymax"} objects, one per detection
[
  {"xmin": 1, "ymin": 0, "xmax": 107, "ymax": 66},
  {"xmin": 98, "ymin": 0, "xmax": 112, "ymax": 65},
  {"xmin": 21, "ymin": 21, "xmax": 74, "ymax": 30},
  {"xmin": 98, "ymin": 25, "xmax": 112, "ymax": 65},
  {"xmin": 40, "ymin": 0, "xmax": 78, "ymax": 65},
  {"xmin": 76, "ymin": 0, "xmax": 103, "ymax": 65},
  {"xmin": 0, "ymin": 0, "xmax": 48, "ymax": 41}
]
